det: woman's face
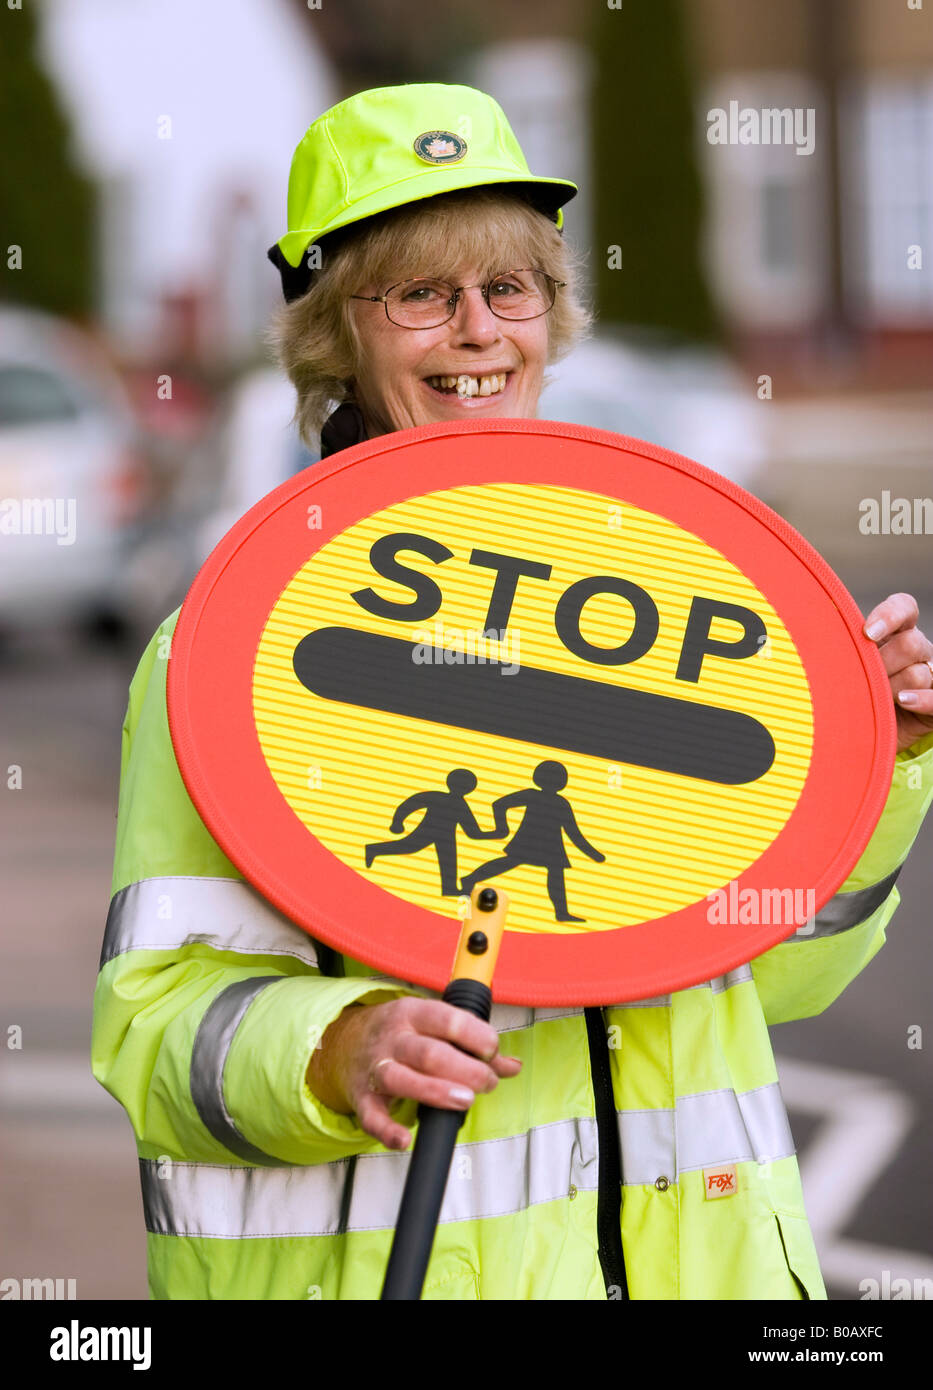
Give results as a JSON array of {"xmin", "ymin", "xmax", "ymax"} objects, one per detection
[{"xmin": 347, "ymin": 263, "xmax": 550, "ymax": 436}]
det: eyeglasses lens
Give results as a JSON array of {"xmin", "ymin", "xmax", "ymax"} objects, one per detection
[{"xmin": 385, "ymin": 271, "xmax": 555, "ymax": 327}]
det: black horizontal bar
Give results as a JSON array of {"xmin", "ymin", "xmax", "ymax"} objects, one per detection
[{"xmin": 292, "ymin": 627, "xmax": 775, "ymax": 785}]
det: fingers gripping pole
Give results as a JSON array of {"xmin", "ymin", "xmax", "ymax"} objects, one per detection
[{"xmin": 380, "ymin": 884, "xmax": 509, "ymax": 1301}]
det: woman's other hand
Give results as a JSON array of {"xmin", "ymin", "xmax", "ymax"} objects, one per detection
[
  {"xmin": 864, "ymin": 593, "xmax": 933, "ymax": 752},
  {"xmin": 306, "ymin": 996, "xmax": 522, "ymax": 1150}
]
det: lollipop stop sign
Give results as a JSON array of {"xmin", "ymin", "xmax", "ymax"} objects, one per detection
[{"xmin": 167, "ymin": 418, "xmax": 894, "ymax": 1005}]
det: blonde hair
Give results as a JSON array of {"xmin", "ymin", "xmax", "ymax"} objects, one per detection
[{"xmin": 264, "ymin": 187, "xmax": 594, "ymax": 447}]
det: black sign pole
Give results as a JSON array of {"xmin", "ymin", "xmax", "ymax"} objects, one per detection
[{"xmin": 380, "ymin": 883, "xmax": 509, "ymax": 1301}]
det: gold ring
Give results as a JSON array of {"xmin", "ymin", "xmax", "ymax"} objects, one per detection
[{"xmin": 367, "ymin": 1058, "xmax": 393, "ymax": 1093}]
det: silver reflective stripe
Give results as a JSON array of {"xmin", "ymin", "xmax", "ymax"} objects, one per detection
[
  {"xmin": 352, "ymin": 1115, "xmax": 598, "ymax": 1230},
  {"xmin": 100, "ymin": 877, "xmax": 319, "ymax": 970},
  {"xmin": 618, "ymin": 1107, "xmax": 675, "ymax": 1183},
  {"xmin": 489, "ymin": 1004, "xmax": 583, "ymax": 1033},
  {"xmin": 488, "ymin": 970, "xmax": 756, "ymax": 1032},
  {"xmin": 706, "ymin": 965, "xmax": 754, "ymax": 993},
  {"xmin": 606, "ymin": 963, "xmax": 755, "ymax": 1010},
  {"xmin": 801, "ymin": 867, "xmax": 901, "ymax": 940},
  {"xmin": 189, "ymin": 977, "xmax": 287, "ymax": 1167},
  {"xmin": 619, "ymin": 1080, "xmax": 794, "ymax": 1186},
  {"xmin": 139, "ymin": 1082, "xmax": 796, "ymax": 1238},
  {"xmin": 140, "ymin": 1115, "xmax": 600, "ymax": 1238}
]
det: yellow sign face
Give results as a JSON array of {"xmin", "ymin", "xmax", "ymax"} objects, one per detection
[{"xmin": 252, "ymin": 483, "xmax": 813, "ymax": 935}]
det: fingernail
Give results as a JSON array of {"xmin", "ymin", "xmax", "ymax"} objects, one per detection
[
  {"xmin": 898, "ymin": 690, "xmax": 919, "ymax": 706},
  {"xmin": 865, "ymin": 621, "xmax": 886, "ymax": 639},
  {"xmin": 449, "ymin": 1085, "xmax": 474, "ymax": 1106}
]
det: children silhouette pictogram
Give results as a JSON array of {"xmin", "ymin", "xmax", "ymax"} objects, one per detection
[
  {"xmin": 459, "ymin": 761, "xmax": 604, "ymax": 922},
  {"xmin": 365, "ymin": 769, "xmax": 499, "ymax": 895},
  {"xmin": 366, "ymin": 761, "xmax": 605, "ymax": 921}
]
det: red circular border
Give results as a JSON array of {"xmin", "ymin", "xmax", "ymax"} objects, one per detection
[{"xmin": 168, "ymin": 418, "xmax": 894, "ymax": 1005}]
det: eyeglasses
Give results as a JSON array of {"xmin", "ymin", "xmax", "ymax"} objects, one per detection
[{"xmin": 349, "ymin": 268, "xmax": 565, "ymax": 329}]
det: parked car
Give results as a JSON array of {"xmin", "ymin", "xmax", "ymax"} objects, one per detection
[
  {"xmin": 118, "ymin": 368, "xmax": 319, "ymax": 641},
  {"xmin": 538, "ymin": 330, "xmax": 768, "ymax": 496},
  {"xmin": 0, "ymin": 307, "xmax": 149, "ymax": 637},
  {"xmin": 192, "ymin": 368, "xmax": 319, "ymax": 561}
]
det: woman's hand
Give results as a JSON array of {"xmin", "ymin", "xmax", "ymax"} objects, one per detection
[
  {"xmin": 863, "ymin": 593, "xmax": 933, "ymax": 752},
  {"xmin": 306, "ymin": 996, "xmax": 522, "ymax": 1151}
]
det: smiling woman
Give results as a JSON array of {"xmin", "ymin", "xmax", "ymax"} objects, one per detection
[
  {"xmin": 93, "ymin": 79, "xmax": 933, "ymax": 1306},
  {"xmin": 266, "ymin": 184, "xmax": 592, "ymax": 444}
]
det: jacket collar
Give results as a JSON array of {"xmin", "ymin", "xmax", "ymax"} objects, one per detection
[{"xmin": 320, "ymin": 401, "xmax": 369, "ymax": 459}]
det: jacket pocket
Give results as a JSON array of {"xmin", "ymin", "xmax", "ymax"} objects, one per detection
[
  {"xmin": 774, "ymin": 1211, "xmax": 827, "ymax": 1301},
  {"xmin": 421, "ymin": 1259, "xmax": 481, "ymax": 1301}
]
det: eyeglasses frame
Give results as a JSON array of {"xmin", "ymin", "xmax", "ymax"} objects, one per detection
[{"xmin": 349, "ymin": 268, "xmax": 566, "ymax": 329}]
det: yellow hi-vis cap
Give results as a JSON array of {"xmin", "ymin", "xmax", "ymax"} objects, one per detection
[{"xmin": 269, "ymin": 82, "xmax": 578, "ymax": 282}]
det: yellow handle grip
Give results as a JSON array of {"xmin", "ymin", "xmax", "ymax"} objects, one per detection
[{"xmin": 448, "ymin": 883, "xmax": 509, "ymax": 988}]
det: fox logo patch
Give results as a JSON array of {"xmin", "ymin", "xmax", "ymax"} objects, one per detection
[{"xmin": 703, "ymin": 1165, "xmax": 738, "ymax": 1199}]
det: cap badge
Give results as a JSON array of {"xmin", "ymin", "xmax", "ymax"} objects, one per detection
[{"xmin": 413, "ymin": 131, "xmax": 467, "ymax": 165}]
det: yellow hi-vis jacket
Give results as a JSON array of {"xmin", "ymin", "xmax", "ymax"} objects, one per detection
[{"xmin": 92, "ymin": 605, "xmax": 933, "ymax": 1300}]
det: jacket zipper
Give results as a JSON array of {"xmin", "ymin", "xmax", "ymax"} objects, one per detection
[{"xmin": 584, "ymin": 1006, "xmax": 629, "ymax": 1299}]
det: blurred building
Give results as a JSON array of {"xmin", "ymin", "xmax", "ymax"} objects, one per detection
[
  {"xmin": 303, "ymin": 0, "xmax": 933, "ymax": 388},
  {"xmin": 33, "ymin": 0, "xmax": 932, "ymax": 385},
  {"xmin": 36, "ymin": 0, "xmax": 338, "ymax": 367},
  {"xmin": 691, "ymin": 0, "xmax": 933, "ymax": 377},
  {"xmin": 459, "ymin": 40, "xmax": 594, "ymax": 264}
]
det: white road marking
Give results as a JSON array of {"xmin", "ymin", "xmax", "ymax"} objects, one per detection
[{"xmin": 776, "ymin": 1054, "xmax": 933, "ymax": 1293}]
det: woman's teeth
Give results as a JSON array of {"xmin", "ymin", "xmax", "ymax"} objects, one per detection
[{"xmin": 426, "ymin": 372, "xmax": 508, "ymax": 397}]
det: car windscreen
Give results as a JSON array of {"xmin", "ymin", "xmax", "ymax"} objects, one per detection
[{"xmin": 0, "ymin": 365, "xmax": 82, "ymax": 426}]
